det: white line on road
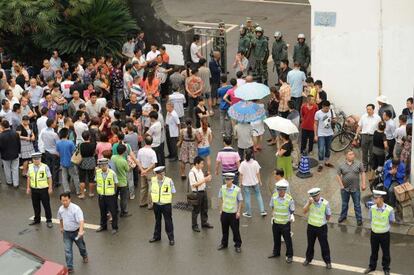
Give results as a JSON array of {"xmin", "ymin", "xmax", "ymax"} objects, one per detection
[
  {"xmin": 29, "ymin": 216, "xmax": 100, "ymax": 230},
  {"xmin": 292, "ymin": 256, "xmax": 401, "ymax": 275},
  {"xmin": 240, "ymin": 0, "xmax": 310, "ymax": 6}
]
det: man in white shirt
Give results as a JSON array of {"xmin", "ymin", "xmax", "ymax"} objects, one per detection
[
  {"xmin": 355, "ymin": 104, "xmax": 382, "ymax": 171},
  {"xmin": 146, "ymin": 111, "xmax": 163, "ymax": 166},
  {"xmin": 85, "ymin": 92, "xmax": 103, "ymax": 118},
  {"xmin": 168, "ymin": 87, "xmax": 186, "ymax": 121},
  {"xmin": 0, "ymin": 99, "xmax": 13, "ymax": 124},
  {"xmin": 60, "ymin": 73, "xmax": 74, "ymax": 100},
  {"xmin": 57, "ymin": 192, "xmax": 88, "ymax": 273},
  {"xmin": 383, "ymin": 110, "xmax": 396, "ymax": 159},
  {"xmin": 233, "ymin": 51, "xmax": 249, "ymax": 76},
  {"xmin": 145, "ymin": 45, "xmax": 160, "ymax": 63},
  {"xmin": 394, "ymin": 114, "xmax": 407, "ymax": 158},
  {"xmin": 136, "ymin": 136, "xmax": 157, "ymax": 209},
  {"xmin": 190, "ymin": 35, "xmax": 202, "ymax": 64},
  {"xmin": 50, "ymin": 50, "xmax": 62, "ymax": 71},
  {"xmin": 131, "ymin": 49, "xmax": 146, "ymax": 77},
  {"xmin": 189, "ymin": 156, "xmax": 214, "ymax": 232},
  {"xmin": 165, "ymin": 102, "xmax": 180, "ymax": 161}
]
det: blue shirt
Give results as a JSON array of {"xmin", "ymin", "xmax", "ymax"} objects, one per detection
[
  {"xmin": 287, "ymin": 69, "xmax": 306, "ymax": 98},
  {"xmin": 56, "ymin": 139, "xmax": 76, "ymax": 168},
  {"xmin": 218, "ymin": 85, "xmax": 232, "ymax": 111},
  {"xmin": 383, "ymin": 159, "xmax": 405, "ymax": 189},
  {"xmin": 209, "ymin": 60, "xmax": 221, "ymax": 83}
]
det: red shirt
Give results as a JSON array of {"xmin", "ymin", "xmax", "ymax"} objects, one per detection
[
  {"xmin": 301, "ymin": 103, "xmax": 318, "ymax": 130},
  {"xmin": 226, "ymin": 87, "xmax": 241, "ymax": 105}
]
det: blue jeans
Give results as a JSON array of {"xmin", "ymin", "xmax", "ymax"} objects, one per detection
[
  {"xmin": 340, "ymin": 189, "xmax": 362, "ymax": 222},
  {"xmin": 317, "ymin": 135, "xmax": 333, "ymax": 162},
  {"xmin": 63, "ymin": 230, "xmax": 88, "ymax": 269},
  {"xmin": 243, "ymin": 185, "xmax": 265, "ymax": 215}
]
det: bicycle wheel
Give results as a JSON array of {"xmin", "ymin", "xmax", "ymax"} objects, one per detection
[{"xmin": 330, "ymin": 132, "xmax": 353, "ymax": 152}]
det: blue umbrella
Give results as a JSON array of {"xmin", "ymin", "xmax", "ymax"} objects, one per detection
[
  {"xmin": 228, "ymin": 100, "xmax": 266, "ymax": 123},
  {"xmin": 234, "ymin": 82, "xmax": 270, "ymax": 101}
]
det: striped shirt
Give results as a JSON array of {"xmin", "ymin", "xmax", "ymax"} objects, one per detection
[{"xmin": 216, "ymin": 147, "xmax": 240, "ymax": 173}]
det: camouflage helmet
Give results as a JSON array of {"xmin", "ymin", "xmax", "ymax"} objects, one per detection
[
  {"xmin": 255, "ymin": 26, "xmax": 263, "ymax": 33},
  {"xmin": 218, "ymin": 21, "xmax": 225, "ymax": 28}
]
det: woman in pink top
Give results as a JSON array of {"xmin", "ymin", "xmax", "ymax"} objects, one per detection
[{"xmin": 95, "ymin": 132, "xmax": 112, "ymax": 159}]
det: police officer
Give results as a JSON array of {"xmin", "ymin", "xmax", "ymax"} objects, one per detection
[
  {"xmin": 238, "ymin": 25, "xmax": 250, "ymax": 56},
  {"xmin": 149, "ymin": 166, "xmax": 176, "ymax": 246},
  {"xmin": 271, "ymin": 31, "xmax": 288, "ymax": 78},
  {"xmin": 217, "ymin": 173, "xmax": 243, "ymax": 253},
  {"xmin": 364, "ymin": 190, "xmax": 395, "ymax": 275},
  {"xmin": 293, "ymin": 33, "xmax": 311, "ymax": 74},
  {"xmin": 303, "ymin": 188, "xmax": 332, "ymax": 269},
  {"xmin": 268, "ymin": 181, "xmax": 294, "ymax": 263},
  {"xmin": 95, "ymin": 158, "xmax": 119, "ymax": 235},
  {"xmin": 252, "ymin": 26, "xmax": 269, "ymax": 85},
  {"xmin": 213, "ymin": 21, "xmax": 227, "ymax": 73},
  {"xmin": 27, "ymin": 152, "xmax": 53, "ymax": 228}
]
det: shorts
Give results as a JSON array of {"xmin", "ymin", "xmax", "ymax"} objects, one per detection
[
  {"xmin": 211, "ymin": 82, "xmax": 219, "ymax": 98},
  {"xmin": 203, "ymin": 92, "xmax": 211, "ymax": 99},
  {"xmin": 197, "ymin": 146, "xmax": 210, "ymax": 157},
  {"xmin": 78, "ymin": 168, "xmax": 95, "ymax": 184}
]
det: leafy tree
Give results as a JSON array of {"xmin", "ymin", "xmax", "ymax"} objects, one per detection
[{"xmin": 36, "ymin": 0, "xmax": 138, "ymax": 58}]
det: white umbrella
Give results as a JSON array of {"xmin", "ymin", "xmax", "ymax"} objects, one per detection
[{"xmin": 264, "ymin": 116, "xmax": 299, "ymax": 135}]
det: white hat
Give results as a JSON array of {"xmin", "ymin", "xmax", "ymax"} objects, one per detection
[
  {"xmin": 373, "ymin": 190, "xmax": 387, "ymax": 197},
  {"xmin": 154, "ymin": 166, "xmax": 166, "ymax": 174},
  {"xmin": 308, "ymin": 187, "xmax": 321, "ymax": 197},
  {"xmin": 31, "ymin": 152, "xmax": 42, "ymax": 159},
  {"xmin": 298, "ymin": 33, "xmax": 305, "ymax": 39},
  {"xmin": 97, "ymin": 158, "xmax": 109, "ymax": 165},
  {"xmin": 376, "ymin": 95, "xmax": 388, "ymax": 104},
  {"xmin": 274, "ymin": 31, "xmax": 282, "ymax": 37},
  {"xmin": 223, "ymin": 172, "xmax": 235, "ymax": 179},
  {"xmin": 276, "ymin": 181, "xmax": 288, "ymax": 190}
]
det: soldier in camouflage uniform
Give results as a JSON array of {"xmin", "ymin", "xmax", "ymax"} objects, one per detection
[
  {"xmin": 251, "ymin": 26, "xmax": 269, "ymax": 85},
  {"xmin": 213, "ymin": 22, "xmax": 227, "ymax": 73},
  {"xmin": 238, "ymin": 25, "xmax": 250, "ymax": 56},
  {"xmin": 245, "ymin": 18, "xmax": 256, "ymax": 72},
  {"xmin": 293, "ymin": 33, "xmax": 311, "ymax": 74},
  {"xmin": 271, "ymin": 31, "xmax": 288, "ymax": 81}
]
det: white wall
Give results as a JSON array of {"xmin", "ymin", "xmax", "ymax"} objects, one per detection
[{"xmin": 309, "ymin": 0, "xmax": 414, "ymax": 116}]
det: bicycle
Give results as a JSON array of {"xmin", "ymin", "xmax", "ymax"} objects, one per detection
[{"xmin": 330, "ymin": 111, "xmax": 358, "ymax": 152}]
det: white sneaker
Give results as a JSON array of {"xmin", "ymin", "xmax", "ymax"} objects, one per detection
[
  {"xmin": 260, "ymin": 211, "xmax": 267, "ymax": 216},
  {"xmin": 130, "ymin": 194, "xmax": 135, "ymax": 200},
  {"xmin": 242, "ymin": 212, "xmax": 252, "ymax": 218}
]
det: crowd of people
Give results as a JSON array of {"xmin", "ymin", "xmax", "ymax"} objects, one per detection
[{"xmin": 0, "ymin": 17, "xmax": 412, "ymax": 275}]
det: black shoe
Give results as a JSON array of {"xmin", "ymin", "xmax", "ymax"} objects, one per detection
[
  {"xmin": 149, "ymin": 238, "xmax": 161, "ymax": 243},
  {"xmin": 357, "ymin": 220, "xmax": 363, "ymax": 226},
  {"xmin": 29, "ymin": 221, "xmax": 40, "ymax": 226},
  {"xmin": 303, "ymin": 260, "xmax": 311, "ymax": 266},
  {"xmin": 169, "ymin": 240, "xmax": 175, "ymax": 246},
  {"xmin": 383, "ymin": 270, "xmax": 390, "ymax": 275},
  {"xmin": 286, "ymin": 257, "xmax": 293, "ymax": 263},
  {"xmin": 120, "ymin": 213, "xmax": 132, "ymax": 218},
  {"xmin": 326, "ymin": 263, "xmax": 332, "ymax": 269},
  {"xmin": 192, "ymin": 226, "xmax": 200, "ymax": 232},
  {"xmin": 96, "ymin": 227, "xmax": 107, "ymax": 232},
  {"xmin": 363, "ymin": 268, "xmax": 375, "ymax": 274},
  {"xmin": 267, "ymin": 254, "xmax": 280, "ymax": 258},
  {"xmin": 181, "ymin": 176, "xmax": 187, "ymax": 180},
  {"xmin": 317, "ymin": 165, "xmax": 323, "ymax": 172},
  {"xmin": 201, "ymin": 223, "xmax": 214, "ymax": 229},
  {"xmin": 235, "ymin": 247, "xmax": 241, "ymax": 253},
  {"xmin": 217, "ymin": 244, "xmax": 227, "ymax": 250},
  {"xmin": 46, "ymin": 222, "xmax": 53, "ymax": 228},
  {"xmin": 338, "ymin": 216, "xmax": 347, "ymax": 223},
  {"xmin": 111, "ymin": 229, "xmax": 118, "ymax": 235}
]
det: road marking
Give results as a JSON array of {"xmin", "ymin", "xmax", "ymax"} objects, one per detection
[
  {"xmin": 29, "ymin": 216, "xmax": 100, "ymax": 230},
  {"xmin": 240, "ymin": 0, "xmax": 310, "ymax": 6},
  {"xmin": 178, "ymin": 20, "xmax": 239, "ymax": 49},
  {"xmin": 292, "ymin": 256, "xmax": 401, "ymax": 275}
]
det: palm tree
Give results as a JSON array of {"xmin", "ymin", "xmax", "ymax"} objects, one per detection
[{"xmin": 36, "ymin": 0, "xmax": 138, "ymax": 58}]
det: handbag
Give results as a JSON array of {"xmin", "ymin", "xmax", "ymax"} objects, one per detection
[
  {"xmin": 186, "ymin": 171, "xmax": 200, "ymax": 206},
  {"xmin": 71, "ymin": 144, "xmax": 82, "ymax": 165}
]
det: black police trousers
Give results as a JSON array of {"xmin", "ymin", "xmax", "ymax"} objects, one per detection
[
  {"xmin": 153, "ymin": 203, "xmax": 174, "ymax": 241},
  {"xmin": 306, "ymin": 224, "xmax": 331, "ymax": 264},
  {"xmin": 98, "ymin": 195, "xmax": 118, "ymax": 230},
  {"xmin": 221, "ymin": 212, "xmax": 242, "ymax": 248},
  {"xmin": 272, "ymin": 222, "xmax": 293, "ymax": 257},
  {"xmin": 369, "ymin": 231, "xmax": 390, "ymax": 271},
  {"xmin": 31, "ymin": 188, "xmax": 52, "ymax": 223}
]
